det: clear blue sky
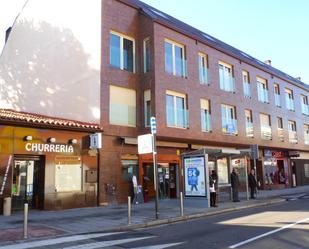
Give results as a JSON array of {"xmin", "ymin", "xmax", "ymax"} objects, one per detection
[{"xmin": 141, "ymin": 0, "xmax": 309, "ymax": 84}]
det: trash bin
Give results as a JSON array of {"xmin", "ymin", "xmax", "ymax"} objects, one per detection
[{"xmin": 3, "ymin": 197, "xmax": 12, "ymax": 216}]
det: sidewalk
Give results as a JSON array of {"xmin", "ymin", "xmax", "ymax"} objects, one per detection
[{"xmin": 0, "ymin": 185, "xmax": 309, "ymax": 246}]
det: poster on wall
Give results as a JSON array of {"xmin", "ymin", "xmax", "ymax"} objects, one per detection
[{"xmin": 184, "ymin": 156, "xmax": 206, "ymax": 197}]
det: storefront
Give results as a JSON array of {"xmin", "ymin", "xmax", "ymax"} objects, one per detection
[
  {"xmin": 261, "ymin": 149, "xmax": 291, "ymax": 189},
  {"xmin": 290, "ymin": 151, "xmax": 309, "ymax": 186},
  {"xmin": 0, "ymin": 109, "xmax": 101, "ymax": 214}
]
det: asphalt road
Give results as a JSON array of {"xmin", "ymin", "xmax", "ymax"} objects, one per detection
[{"xmin": 2, "ymin": 195, "xmax": 309, "ymax": 249}]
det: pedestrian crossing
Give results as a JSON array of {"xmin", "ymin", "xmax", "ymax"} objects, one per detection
[{"xmin": 0, "ymin": 231, "xmax": 184, "ymax": 249}]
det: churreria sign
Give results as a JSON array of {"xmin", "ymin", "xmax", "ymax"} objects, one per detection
[{"xmin": 25, "ymin": 143, "xmax": 74, "ymax": 153}]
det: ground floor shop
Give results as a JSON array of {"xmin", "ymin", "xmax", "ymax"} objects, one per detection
[
  {"xmin": 291, "ymin": 152, "xmax": 309, "ymax": 186},
  {"xmin": 0, "ymin": 110, "xmax": 101, "ymax": 214}
]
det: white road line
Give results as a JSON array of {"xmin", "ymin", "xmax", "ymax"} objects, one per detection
[
  {"xmin": 0, "ymin": 232, "xmax": 123, "ymax": 249},
  {"xmin": 229, "ymin": 217, "xmax": 309, "ymax": 248},
  {"xmin": 130, "ymin": 242, "xmax": 185, "ymax": 249},
  {"xmin": 62, "ymin": 236, "xmax": 155, "ymax": 249}
]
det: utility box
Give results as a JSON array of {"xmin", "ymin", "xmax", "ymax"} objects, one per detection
[
  {"xmin": 86, "ymin": 170, "xmax": 97, "ymax": 183},
  {"xmin": 3, "ymin": 197, "xmax": 12, "ymax": 216}
]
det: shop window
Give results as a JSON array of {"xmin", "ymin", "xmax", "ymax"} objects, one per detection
[
  {"xmin": 55, "ymin": 156, "xmax": 82, "ymax": 192},
  {"xmin": 217, "ymin": 158, "xmax": 229, "ymax": 184},
  {"xmin": 121, "ymin": 160, "xmax": 138, "ymax": 182},
  {"xmin": 110, "ymin": 31, "xmax": 135, "ymax": 73},
  {"xmin": 109, "ymin": 85, "xmax": 136, "ymax": 127},
  {"xmin": 304, "ymin": 164, "xmax": 309, "ymax": 178}
]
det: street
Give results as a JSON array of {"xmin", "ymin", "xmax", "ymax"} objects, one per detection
[{"xmin": 1, "ymin": 194, "xmax": 308, "ymax": 249}]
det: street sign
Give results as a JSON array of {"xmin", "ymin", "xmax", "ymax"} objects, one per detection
[
  {"xmin": 138, "ymin": 134, "xmax": 153, "ymax": 154},
  {"xmin": 150, "ymin": 116, "xmax": 157, "ymax": 134},
  {"xmin": 89, "ymin": 133, "xmax": 102, "ymax": 149}
]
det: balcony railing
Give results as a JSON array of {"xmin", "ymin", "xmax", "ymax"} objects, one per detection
[
  {"xmin": 166, "ymin": 107, "xmax": 189, "ymax": 128},
  {"xmin": 110, "ymin": 103, "xmax": 136, "ymax": 127},
  {"xmin": 301, "ymin": 103, "xmax": 309, "ymax": 115},
  {"xmin": 199, "ymin": 66, "xmax": 209, "ymax": 85},
  {"xmin": 278, "ymin": 128, "xmax": 284, "ymax": 142},
  {"xmin": 165, "ymin": 54, "xmax": 188, "ymax": 78},
  {"xmin": 257, "ymin": 85, "xmax": 269, "ymax": 103},
  {"xmin": 304, "ymin": 133, "xmax": 309, "ymax": 145},
  {"xmin": 261, "ymin": 125, "xmax": 272, "ymax": 140},
  {"xmin": 201, "ymin": 111, "xmax": 212, "ymax": 132},
  {"xmin": 219, "ymin": 71, "xmax": 235, "ymax": 92},
  {"xmin": 275, "ymin": 94, "xmax": 281, "ymax": 107},
  {"xmin": 246, "ymin": 122, "xmax": 254, "ymax": 137},
  {"xmin": 222, "ymin": 118, "xmax": 238, "ymax": 135},
  {"xmin": 289, "ymin": 130, "xmax": 298, "ymax": 144},
  {"xmin": 285, "ymin": 97, "xmax": 295, "ymax": 111},
  {"xmin": 243, "ymin": 82, "xmax": 250, "ymax": 97}
]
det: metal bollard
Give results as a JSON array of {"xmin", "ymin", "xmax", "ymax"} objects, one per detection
[
  {"xmin": 180, "ymin": 192, "xmax": 184, "ymax": 217},
  {"xmin": 128, "ymin": 196, "xmax": 131, "ymax": 225},
  {"xmin": 23, "ymin": 203, "xmax": 29, "ymax": 239}
]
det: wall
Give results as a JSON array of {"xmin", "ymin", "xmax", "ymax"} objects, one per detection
[{"xmin": 0, "ymin": 0, "xmax": 101, "ymax": 123}]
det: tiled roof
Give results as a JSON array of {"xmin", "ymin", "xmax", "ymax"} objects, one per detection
[
  {"xmin": 0, "ymin": 109, "xmax": 102, "ymax": 131},
  {"xmin": 122, "ymin": 0, "xmax": 308, "ymax": 89}
]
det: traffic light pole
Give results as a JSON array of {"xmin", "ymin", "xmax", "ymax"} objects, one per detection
[{"xmin": 152, "ymin": 133, "xmax": 159, "ymax": 219}]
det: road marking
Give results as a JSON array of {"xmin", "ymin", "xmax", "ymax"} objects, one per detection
[
  {"xmin": 0, "ymin": 232, "xmax": 123, "ymax": 249},
  {"xmin": 62, "ymin": 236, "xmax": 155, "ymax": 249},
  {"xmin": 130, "ymin": 242, "xmax": 185, "ymax": 249},
  {"xmin": 229, "ymin": 217, "xmax": 309, "ymax": 248}
]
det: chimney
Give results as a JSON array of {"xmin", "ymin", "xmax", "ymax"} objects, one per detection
[
  {"xmin": 264, "ymin": 60, "xmax": 271, "ymax": 66},
  {"xmin": 296, "ymin": 77, "xmax": 301, "ymax": 81},
  {"xmin": 5, "ymin": 27, "xmax": 12, "ymax": 44}
]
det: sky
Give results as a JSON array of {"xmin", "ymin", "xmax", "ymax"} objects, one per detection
[{"xmin": 0, "ymin": 0, "xmax": 308, "ymax": 84}]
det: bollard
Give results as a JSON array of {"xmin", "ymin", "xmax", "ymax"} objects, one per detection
[
  {"xmin": 128, "ymin": 196, "xmax": 131, "ymax": 225},
  {"xmin": 180, "ymin": 192, "xmax": 184, "ymax": 217},
  {"xmin": 23, "ymin": 203, "xmax": 29, "ymax": 239}
]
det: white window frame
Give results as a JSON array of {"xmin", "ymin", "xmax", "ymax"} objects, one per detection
[
  {"xmin": 143, "ymin": 37, "xmax": 150, "ymax": 73},
  {"xmin": 198, "ymin": 52, "xmax": 209, "ymax": 84},
  {"xmin": 110, "ymin": 30, "xmax": 136, "ymax": 73},
  {"xmin": 166, "ymin": 90, "xmax": 187, "ymax": 128},
  {"xmin": 164, "ymin": 38, "xmax": 186, "ymax": 77},
  {"xmin": 219, "ymin": 61, "xmax": 235, "ymax": 92},
  {"xmin": 257, "ymin": 77, "xmax": 268, "ymax": 103}
]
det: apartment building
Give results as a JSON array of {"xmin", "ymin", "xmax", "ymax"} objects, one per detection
[{"xmin": 1, "ymin": 0, "xmax": 309, "ymax": 209}]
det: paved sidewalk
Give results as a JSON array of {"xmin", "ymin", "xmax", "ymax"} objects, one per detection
[{"xmin": 0, "ymin": 185, "xmax": 309, "ymax": 246}]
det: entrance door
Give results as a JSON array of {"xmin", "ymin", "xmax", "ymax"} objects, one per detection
[{"xmin": 12, "ymin": 156, "xmax": 44, "ymax": 210}]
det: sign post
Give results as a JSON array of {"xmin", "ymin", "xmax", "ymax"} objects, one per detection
[{"xmin": 150, "ymin": 116, "xmax": 159, "ymax": 219}]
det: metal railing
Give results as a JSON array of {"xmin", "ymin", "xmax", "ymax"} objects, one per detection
[
  {"xmin": 275, "ymin": 94, "xmax": 281, "ymax": 107},
  {"xmin": 222, "ymin": 118, "xmax": 238, "ymax": 135},
  {"xmin": 201, "ymin": 111, "xmax": 212, "ymax": 132},
  {"xmin": 199, "ymin": 66, "xmax": 209, "ymax": 85},
  {"xmin": 261, "ymin": 125, "xmax": 272, "ymax": 140},
  {"xmin": 166, "ymin": 107, "xmax": 189, "ymax": 128},
  {"xmin": 243, "ymin": 82, "xmax": 250, "ymax": 97},
  {"xmin": 219, "ymin": 72, "xmax": 235, "ymax": 92}
]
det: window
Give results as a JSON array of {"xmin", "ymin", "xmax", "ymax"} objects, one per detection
[
  {"xmin": 199, "ymin": 53, "xmax": 209, "ymax": 84},
  {"xmin": 121, "ymin": 160, "xmax": 138, "ymax": 181},
  {"xmin": 242, "ymin": 71, "xmax": 250, "ymax": 97},
  {"xmin": 219, "ymin": 61, "xmax": 235, "ymax": 92},
  {"xmin": 200, "ymin": 99, "xmax": 211, "ymax": 132},
  {"xmin": 144, "ymin": 90, "xmax": 151, "ymax": 127},
  {"xmin": 221, "ymin": 104, "xmax": 237, "ymax": 135},
  {"xmin": 274, "ymin": 84, "xmax": 281, "ymax": 107},
  {"xmin": 277, "ymin": 117, "xmax": 284, "ymax": 142},
  {"xmin": 110, "ymin": 31, "xmax": 135, "ymax": 72},
  {"xmin": 166, "ymin": 91, "xmax": 188, "ymax": 128},
  {"xmin": 109, "ymin": 85, "xmax": 136, "ymax": 127},
  {"xmin": 301, "ymin": 95, "xmax": 309, "ymax": 115},
  {"xmin": 285, "ymin": 88, "xmax": 295, "ymax": 111},
  {"xmin": 257, "ymin": 77, "xmax": 269, "ymax": 103},
  {"xmin": 143, "ymin": 38, "xmax": 150, "ymax": 73},
  {"xmin": 245, "ymin": 109, "xmax": 253, "ymax": 137},
  {"xmin": 165, "ymin": 39, "xmax": 186, "ymax": 77},
  {"xmin": 304, "ymin": 164, "xmax": 309, "ymax": 178},
  {"xmin": 260, "ymin": 113, "xmax": 272, "ymax": 140},
  {"xmin": 304, "ymin": 125, "xmax": 309, "ymax": 145},
  {"xmin": 288, "ymin": 120, "xmax": 297, "ymax": 143}
]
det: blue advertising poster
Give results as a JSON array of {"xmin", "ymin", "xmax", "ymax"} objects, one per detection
[{"xmin": 184, "ymin": 157, "xmax": 206, "ymax": 197}]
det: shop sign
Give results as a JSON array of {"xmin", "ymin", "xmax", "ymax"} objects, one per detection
[
  {"xmin": 288, "ymin": 151, "xmax": 300, "ymax": 157},
  {"xmin": 25, "ymin": 143, "xmax": 74, "ymax": 153},
  {"xmin": 264, "ymin": 149, "xmax": 272, "ymax": 157},
  {"xmin": 137, "ymin": 134, "xmax": 153, "ymax": 154},
  {"xmin": 272, "ymin": 151, "xmax": 285, "ymax": 158}
]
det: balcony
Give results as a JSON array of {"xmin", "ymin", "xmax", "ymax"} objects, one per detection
[
  {"xmin": 222, "ymin": 118, "xmax": 238, "ymax": 135},
  {"xmin": 278, "ymin": 128, "xmax": 284, "ymax": 142},
  {"xmin": 165, "ymin": 54, "xmax": 188, "ymax": 78},
  {"xmin": 201, "ymin": 111, "xmax": 212, "ymax": 132},
  {"xmin": 257, "ymin": 87, "xmax": 269, "ymax": 103},
  {"xmin": 199, "ymin": 66, "xmax": 209, "ymax": 85},
  {"xmin": 301, "ymin": 103, "xmax": 309, "ymax": 115},
  {"xmin": 219, "ymin": 71, "xmax": 235, "ymax": 92},
  {"xmin": 246, "ymin": 122, "xmax": 254, "ymax": 137},
  {"xmin": 285, "ymin": 97, "xmax": 295, "ymax": 111},
  {"xmin": 289, "ymin": 131, "xmax": 298, "ymax": 144},
  {"xmin": 261, "ymin": 125, "xmax": 272, "ymax": 140},
  {"xmin": 243, "ymin": 82, "xmax": 250, "ymax": 97},
  {"xmin": 275, "ymin": 94, "xmax": 281, "ymax": 107},
  {"xmin": 166, "ymin": 107, "xmax": 189, "ymax": 128}
]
